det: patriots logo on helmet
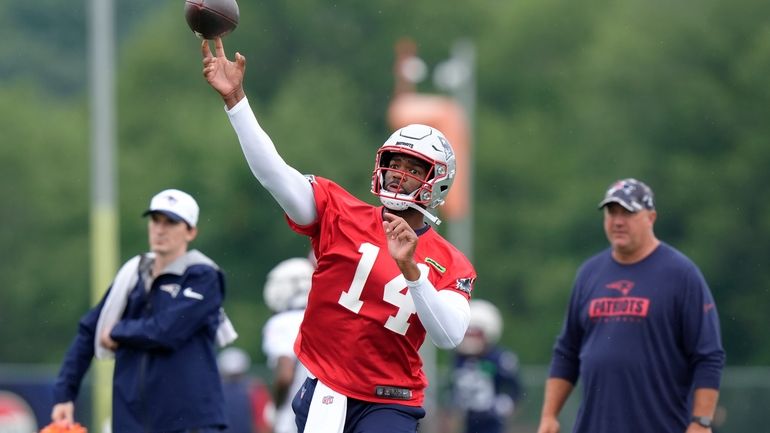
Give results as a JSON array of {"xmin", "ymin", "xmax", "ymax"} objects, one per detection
[
  {"xmin": 455, "ymin": 277, "xmax": 475, "ymax": 294},
  {"xmin": 438, "ymin": 135, "xmax": 454, "ymax": 160}
]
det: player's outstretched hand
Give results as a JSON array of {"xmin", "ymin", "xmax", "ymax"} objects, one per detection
[
  {"xmin": 201, "ymin": 37, "xmax": 246, "ymax": 108},
  {"xmin": 383, "ymin": 213, "xmax": 420, "ymax": 281}
]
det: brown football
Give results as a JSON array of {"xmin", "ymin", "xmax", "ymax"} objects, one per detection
[{"xmin": 184, "ymin": 0, "xmax": 239, "ymax": 40}]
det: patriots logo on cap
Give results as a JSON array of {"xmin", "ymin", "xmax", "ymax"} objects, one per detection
[
  {"xmin": 600, "ymin": 178, "xmax": 654, "ymax": 211},
  {"xmin": 165, "ymin": 195, "xmax": 178, "ymax": 205},
  {"xmin": 607, "ymin": 180, "xmax": 634, "ymax": 196}
]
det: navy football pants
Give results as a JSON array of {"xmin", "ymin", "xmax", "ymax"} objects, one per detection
[{"xmin": 292, "ymin": 378, "xmax": 426, "ymax": 433}]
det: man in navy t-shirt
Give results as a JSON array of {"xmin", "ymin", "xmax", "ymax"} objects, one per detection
[{"xmin": 537, "ymin": 178, "xmax": 725, "ymax": 433}]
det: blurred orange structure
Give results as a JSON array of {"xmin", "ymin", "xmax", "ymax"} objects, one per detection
[{"xmin": 387, "ymin": 38, "xmax": 471, "ymax": 221}]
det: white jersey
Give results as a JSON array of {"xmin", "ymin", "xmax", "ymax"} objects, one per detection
[{"xmin": 262, "ymin": 309, "xmax": 309, "ymax": 433}]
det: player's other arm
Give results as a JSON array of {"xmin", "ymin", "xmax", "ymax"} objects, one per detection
[
  {"xmin": 408, "ymin": 274, "xmax": 470, "ymax": 349},
  {"xmin": 383, "ymin": 213, "xmax": 470, "ymax": 348},
  {"xmin": 201, "ymin": 37, "xmax": 316, "ymax": 226}
]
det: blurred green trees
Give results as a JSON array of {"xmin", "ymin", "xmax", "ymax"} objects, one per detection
[{"xmin": 1, "ymin": 0, "xmax": 769, "ymax": 365}]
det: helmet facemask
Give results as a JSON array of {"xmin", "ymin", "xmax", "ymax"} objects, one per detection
[{"xmin": 374, "ymin": 150, "xmax": 437, "ymax": 211}]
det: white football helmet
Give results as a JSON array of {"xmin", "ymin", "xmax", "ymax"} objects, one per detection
[
  {"xmin": 263, "ymin": 257, "xmax": 315, "ymax": 313},
  {"xmin": 468, "ymin": 299, "xmax": 503, "ymax": 344},
  {"xmin": 371, "ymin": 124, "xmax": 456, "ymax": 222},
  {"xmin": 457, "ymin": 299, "xmax": 504, "ymax": 355}
]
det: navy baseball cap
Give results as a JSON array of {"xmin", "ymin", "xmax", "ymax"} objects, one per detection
[{"xmin": 598, "ymin": 178, "xmax": 655, "ymax": 212}]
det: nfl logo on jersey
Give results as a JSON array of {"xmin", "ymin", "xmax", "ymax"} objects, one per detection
[{"xmin": 322, "ymin": 395, "xmax": 334, "ymax": 405}]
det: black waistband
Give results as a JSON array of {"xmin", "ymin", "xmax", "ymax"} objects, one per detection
[{"xmin": 374, "ymin": 385, "xmax": 412, "ymax": 400}]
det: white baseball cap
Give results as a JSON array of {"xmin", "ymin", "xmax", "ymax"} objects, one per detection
[{"xmin": 143, "ymin": 189, "xmax": 199, "ymax": 227}]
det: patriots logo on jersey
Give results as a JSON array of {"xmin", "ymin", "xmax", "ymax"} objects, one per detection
[
  {"xmin": 304, "ymin": 174, "xmax": 317, "ymax": 184},
  {"xmin": 455, "ymin": 277, "xmax": 475, "ymax": 294}
]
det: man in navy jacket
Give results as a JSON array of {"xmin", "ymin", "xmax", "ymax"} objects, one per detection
[{"xmin": 51, "ymin": 189, "xmax": 232, "ymax": 433}]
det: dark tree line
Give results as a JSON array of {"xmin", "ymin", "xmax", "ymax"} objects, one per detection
[{"xmin": 1, "ymin": 0, "xmax": 769, "ymax": 366}]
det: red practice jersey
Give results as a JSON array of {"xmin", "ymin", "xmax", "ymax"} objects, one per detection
[{"xmin": 287, "ymin": 176, "xmax": 476, "ymax": 406}]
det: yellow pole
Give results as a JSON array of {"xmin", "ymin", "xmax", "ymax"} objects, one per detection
[
  {"xmin": 90, "ymin": 207, "xmax": 118, "ymax": 431},
  {"xmin": 89, "ymin": 0, "xmax": 116, "ymax": 427}
]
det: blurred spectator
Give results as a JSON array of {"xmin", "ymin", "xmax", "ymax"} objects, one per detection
[
  {"xmin": 446, "ymin": 299, "xmax": 523, "ymax": 433},
  {"xmin": 537, "ymin": 179, "xmax": 725, "ymax": 433},
  {"xmin": 50, "ymin": 189, "xmax": 235, "ymax": 432},
  {"xmin": 261, "ymin": 257, "xmax": 314, "ymax": 433},
  {"xmin": 217, "ymin": 347, "xmax": 273, "ymax": 433}
]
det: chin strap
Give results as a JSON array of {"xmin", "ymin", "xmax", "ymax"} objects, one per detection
[{"xmin": 408, "ymin": 203, "xmax": 442, "ymax": 226}]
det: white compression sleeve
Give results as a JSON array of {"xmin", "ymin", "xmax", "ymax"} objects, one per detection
[
  {"xmin": 226, "ymin": 98, "xmax": 317, "ymax": 226},
  {"xmin": 407, "ymin": 271, "xmax": 470, "ymax": 349}
]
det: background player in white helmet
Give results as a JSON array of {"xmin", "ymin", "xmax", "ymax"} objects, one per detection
[
  {"xmin": 446, "ymin": 299, "xmax": 522, "ymax": 433},
  {"xmin": 262, "ymin": 257, "xmax": 314, "ymax": 433},
  {"xmin": 201, "ymin": 37, "xmax": 476, "ymax": 433}
]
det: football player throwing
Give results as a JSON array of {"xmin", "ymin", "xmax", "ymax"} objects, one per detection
[{"xmin": 201, "ymin": 37, "xmax": 477, "ymax": 433}]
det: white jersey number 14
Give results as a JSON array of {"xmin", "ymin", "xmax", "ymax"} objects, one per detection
[{"xmin": 337, "ymin": 242, "xmax": 427, "ymax": 335}]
